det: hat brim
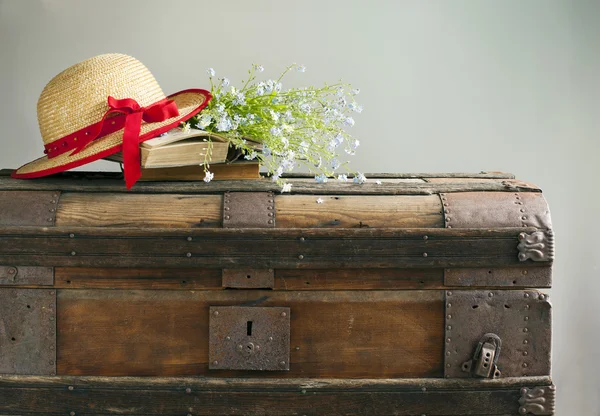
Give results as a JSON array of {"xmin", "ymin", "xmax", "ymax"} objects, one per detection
[{"xmin": 12, "ymin": 89, "xmax": 211, "ymax": 179}]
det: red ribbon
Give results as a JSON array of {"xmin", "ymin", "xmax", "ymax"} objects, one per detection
[{"xmin": 46, "ymin": 96, "xmax": 179, "ymax": 189}]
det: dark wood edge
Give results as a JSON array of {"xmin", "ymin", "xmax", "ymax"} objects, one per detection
[
  {"xmin": 0, "ymin": 178, "xmax": 538, "ymax": 194},
  {"xmin": 0, "ymin": 225, "xmax": 539, "ymax": 238},
  {"xmin": 0, "ymin": 375, "xmax": 552, "ymax": 390}
]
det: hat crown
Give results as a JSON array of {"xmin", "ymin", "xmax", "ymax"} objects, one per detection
[{"xmin": 37, "ymin": 54, "xmax": 166, "ymax": 145}]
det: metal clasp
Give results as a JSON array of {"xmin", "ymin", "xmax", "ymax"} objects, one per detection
[{"xmin": 462, "ymin": 333, "xmax": 502, "ymax": 378}]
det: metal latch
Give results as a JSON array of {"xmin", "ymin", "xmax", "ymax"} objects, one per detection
[
  {"xmin": 462, "ymin": 333, "xmax": 502, "ymax": 378},
  {"xmin": 209, "ymin": 306, "xmax": 290, "ymax": 371}
]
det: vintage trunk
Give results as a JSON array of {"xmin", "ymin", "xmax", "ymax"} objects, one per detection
[{"xmin": 0, "ymin": 170, "xmax": 555, "ymax": 415}]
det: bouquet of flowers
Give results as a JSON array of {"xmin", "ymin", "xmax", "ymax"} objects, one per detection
[{"xmin": 186, "ymin": 64, "xmax": 363, "ymax": 190}]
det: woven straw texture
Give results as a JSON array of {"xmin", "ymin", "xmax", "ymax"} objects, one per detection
[{"xmin": 15, "ymin": 54, "xmax": 208, "ymax": 176}]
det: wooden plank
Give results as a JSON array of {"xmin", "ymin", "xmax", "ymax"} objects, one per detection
[
  {"xmin": 56, "ymin": 193, "xmax": 222, "ymax": 228},
  {"xmin": 0, "ymin": 376, "xmax": 554, "ymax": 415},
  {"xmin": 0, "ymin": 177, "xmax": 539, "ymax": 194},
  {"xmin": 0, "ymin": 226, "xmax": 540, "ymax": 269},
  {"xmin": 276, "ymin": 195, "xmax": 443, "ymax": 228},
  {"xmin": 54, "ymin": 268, "xmax": 222, "ymax": 289},
  {"xmin": 56, "ymin": 290, "xmax": 444, "ymax": 378},
  {"xmin": 276, "ymin": 269, "xmax": 444, "ymax": 290}
]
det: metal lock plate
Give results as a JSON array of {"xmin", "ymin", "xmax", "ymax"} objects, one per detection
[
  {"xmin": 222, "ymin": 192, "xmax": 275, "ymax": 228},
  {"xmin": 0, "ymin": 266, "xmax": 54, "ymax": 286},
  {"xmin": 0, "ymin": 191, "xmax": 60, "ymax": 226},
  {"xmin": 209, "ymin": 306, "xmax": 290, "ymax": 371}
]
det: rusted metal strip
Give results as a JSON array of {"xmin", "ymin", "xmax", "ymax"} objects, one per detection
[
  {"xmin": 222, "ymin": 269, "xmax": 275, "ymax": 289},
  {"xmin": 444, "ymin": 290, "xmax": 551, "ymax": 378},
  {"xmin": 444, "ymin": 267, "xmax": 552, "ymax": 288},
  {"xmin": 0, "ymin": 191, "xmax": 60, "ymax": 226},
  {"xmin": 222, "ymin": 191, "xmax": 275, "ymax": 228},
  {"xmin": 0, "ymin": 288, "xmax": 56, "ymax": 375},
  {"xmin": 440, "ymin": 192, "xmax": 552, "ymax": 229},
  {"xmin": 0, "ymin": 266, "xmax": 54, "ymax": 286},
  {"xmin": 209, "ymin": 306, "xmax": 290, "ymax": 371}
]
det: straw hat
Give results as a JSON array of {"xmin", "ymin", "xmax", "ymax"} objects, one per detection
[{"xmin": 12, "ymin": 53, "xmax": 211, "ymax": 188}]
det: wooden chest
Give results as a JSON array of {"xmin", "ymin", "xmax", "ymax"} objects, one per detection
[{"xmin": 0, "ymin": 170, "xmax": 555, "ymax": 415}]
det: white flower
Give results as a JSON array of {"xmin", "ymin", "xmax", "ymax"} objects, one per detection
[
  {"xmin": 299, "ymin": 103, "xmax": 311, "ymax": 114},
  {"xmin": 281, "ymin": 183, "xmax": 292, "ymax": 193},
  {"xmin": 216, "ymin": 103, "xmax": 225, "ymax": 113},
  {"xmin": 233, "ymin": 91, "xmax": 246, "ymax": 105},
  {"xmin": 316, "ymin": 198, "xmax": 324, "ymax": 204},
  {"xmin": 216, "ymin": 116, "xmax": 233, "ymax": 132},
  {"xmin": 204, "ymin": 171, "xmax": 214, "ymax": 183},
  {"xmin": 330, "ymin": 158, "xmax": 341, "ymax": 170},
  {"xmin": 181, "ymin": 122, "xmax": 191, "ymax": 134},
  {"xmin": 244, "ymin": 151, "xmax": 258, "ymax": 160},
  {"xmin": 270, "ymin": 110, "xmax": 280, "ymax": 122},
  {"xmin": 351, "ymin": 88, "xmax": 360, "ymax": 95},
  {"xmin": 263, "ymin": 144, "xmax": 271, "ymax": 157},
  {"xmin": 196, "ymin": 114, "xmax": 212, "ymax": 129},
  {"xmin": 281, "ymin": 137, "xmax": 289, "ymax": 148},
  {"xmin": 376, "ymin": 180, "xmax": 382, "ymax": 185},
  {"xmin": 353, "ymin": 172, "xmax": 367, "ymax": 184},
  {"xmin": 351, "ymin": 139, "xmax": 360, "ymax": 149},
  {"xmin": 315, "ymin": 174, "xmax": 328, "ymax": 184},
  {"xmin": 343, "ymin": 116, "xmax": 355, "ymax": 127},
  {"xmin": 207, "ymin": 68, "xmax": 215, "ymax": 77},
  {"xmin": 270, "ymin": 127, "xmax": 282, "ymax": 136},
  {"xmin": 257, "ymin": 82, "xmax": 266, "ymax": 95},
  {"xmin": 221, "ymin": 77, "xmax": 230, "ymax": 87},
  {"xmin": 297, "ymin": 65, "xmax": 306, "ymax": 72},
  {"xmin": 337, "ymin": 174, "xmax": 349, "ymax": 182},
  {"xmin": 254, "ymin": 64, "xmax": 264, "ymax": 72}
]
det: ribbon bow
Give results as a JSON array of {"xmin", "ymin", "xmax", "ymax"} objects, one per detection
[{"xmin": 71, "ymin": 96, "xmax": 179, "ymax": 189}]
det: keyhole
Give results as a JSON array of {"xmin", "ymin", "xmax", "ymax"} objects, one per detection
[
  {"xmin": 247, "ymin": 321, "xmax": 253, "ymax": 336},
  {"xmin": 247, "ymin": 275, "xmax": 251, "ymax": 279}
]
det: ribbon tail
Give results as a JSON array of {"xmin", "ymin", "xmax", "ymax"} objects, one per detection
[{"xmin": 122, "ymin": 112, "xmax": 143, "ymax": 189}]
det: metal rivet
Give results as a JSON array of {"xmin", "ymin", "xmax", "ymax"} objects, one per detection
[
  {"xmin": 447, "ymin": 225, "xmax": 452, "ymax": 228},
  {"xmin": 268, "ymin": 219, "xmax": 273, "ymax": 224},
  {"xmin": 523, "ymin": 363, "xmax": 528, "ymax": 368},
  {"xmin": 281, "ymin": 312, "xmax": 287, "ymax": 317},
  {"xmin": 446, "ymin": 351, "xmax": 451, "ymax": 356},
  {"xmin": 50, "ymin": 291, "xmax": 55, "ymax": 295},
  {"xmin": 187, "ymin": 236, "xmax": 192, "ymax": 241},
  {"xmin": 226, "ymin": 336, "xmax": 231, "ymax": 340},
  {"xmin": 447, "ymin": 314, "xmax": 452, "ymax": 319},
  {"xmin": 520, "ymin": 209, "xmax": 525, "ymax": 213},
  {"xmin": 49, "ymin": 208, "xmax": 55, "ymax": 212},
  {"xmin": 71, "ymin": 251, "xmax": 76, "ymax": 256},
  {"xmin": 224, "ymin": 207, "xmax": 230, "ymax": 211},
  {"xmin": 268, "ymin": 212, "xmax": 274, "ymax": 217},
  {"xmin": 68, "ymin": 386, "xmax": 74, "ymax": 391},
  {"xmin": 186, "ymin": 387, "xmax": 192, "ymax": 393},
  {"xmin": 224, "ymin": 215, "xmax": 230, "ymax": 220},
  {"xmin": 488, "ymin": 292, "xmax": 494, "ymax": 297},
  {"xmin": 422, "ymin": 252, "xmax": 428, "ymax": 257},
  {"xmin": 523, "ymin": 328, "xmax": 528, "ymax": 333},
  {"xmin": 268, "ymin": 336, "xmax": 273, "ymax": 341},
  {"xmin": 299, "ymin": 237, "xmax": 305, "ymax": 242},
  {"xmin": 524, "ymin": 293, "xmax": 530, "ymax": 298},
  {"xmin": 522, "ymin": 270, "xmax": 528, "ymax": 275},
  {"xmin": 447, "ymin": 291, "xmax": 452, "ymax": 296},
  {"xmin": 69, "ymin": 233, "xmax": 75, "ymax": 238},
  {"xmin": 523, "ymin": 352, "xmax": 528, "ymax": 356},
  {"xmin": 280, "ymin": 361, "xmax": 286, "ymax": 366},
  {"xmin": 524, "ymin": 340, "xmax": 529, "ymax": 344},
  {"xmin": 447, "ymin": 325, "xmax": 452, "ymax": 330},
  {"xmin": 47, "ymin": 218, "xmax": 53, "ymax": 222},
  {"xmin": 213, "ymin": 360, "xmax": 218, "ymax": 365},
  {"xmin": 295, "ymin": 346, "xmax": 300, "ymax": 350},
  {"xmin": 237, "ymin": 344, "xmax": 243, "ymax": 351},
  {"xmin": 522, "ymin": 216, "xmax": 528, "ymax": 220},
  {"xmin": 446, "ymin": 217, "xmax": 451, "ymax": 221},
  {"xmin": 446, "ymin": 338, "xmax": 451, "ymax": 343},
  {"xmin": 186, "ymin": 252, "xmax": 192, "ymax": 257},
  {"xmin": 524, "ymin": 317, "xmax": 529, "ymax": 321},
  {"xmin": 423, "ymin": 235, "xmax": 428, "ymax": 240},
  {"xmin": 525, "ymin": 305, "xmax": 530, "ymax": 309},
  {"xmin": 447, "ymin": 303, "xmax": 452, "ymax": 307},
  {"xmin": 301, "ymin": 389, "xmax": 307, "ymax": 394},
  {"xmin": 267, "ymin": 206, "xmax": 273, "ymax": 210},
  {"xmin": 213, "ymin": 311, "xmax": 219, "ymax": 316},
  {"xmin": 539, "ymin": 294, "xmax": 545, "ymax": 300},
  {"xmin": 298, "ymin": 254, "xmax": 304, "ymax": 260},
  {"xmin": 444, "ymin": 209, "xmax": 449, "ymax": 214}
]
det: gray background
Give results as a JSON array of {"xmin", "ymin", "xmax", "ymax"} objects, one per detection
[{"xmin": 0, "ymin": 0, "xmax": 598, "ymax": 414}]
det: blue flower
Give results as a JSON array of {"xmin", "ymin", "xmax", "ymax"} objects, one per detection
[
  {"xmin": 353, "ymin": 172, "xmax": 367, "ymax": 184},
  {"xmin": 221, "ymin": 78, "xmax": 230, "ymax": 87},
  {"xmin": 254, "ymin": 64, "xmax": 265, "ymax": 73},
  {"xmin": 207, "ymin": 68, "xmax": 215, "ymax": 77},
  {"xmin": 337, "ymin": 174, "xmax": 349, "ymax": 182},
  {"xmin": 315, "ymin": 174, "xmax": 328, "ymax": 184},
  {"xmin": 297, "ymin": 65, "xmax": 306, "ymax": 72}
]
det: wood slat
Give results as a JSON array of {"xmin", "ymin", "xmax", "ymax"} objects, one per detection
[
  {"xmin": 0, "ymin": 376, "xmax": 554, "ymax": 416},
  {"xmin": 56, "ymin": 193, "xmax": 222, "ymax": 228},
  {"xmin": 0, "ymin": 177, "xmax": 538, "ymax": 194},
  {"xmin": 275, "ymin": 195, "xmax": 443, "ymax": 228},
  {"xmin": 56, "ymin": 290, "xmax": 444, "ymax": 378},
  {"xmin": 0, "ymin": 226, "xmax": 538, "ymax": 269}
]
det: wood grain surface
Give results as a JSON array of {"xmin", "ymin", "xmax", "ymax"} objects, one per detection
[{"xmin": 56, "ymin": 290, "xmax": 444, "ymax": 378}]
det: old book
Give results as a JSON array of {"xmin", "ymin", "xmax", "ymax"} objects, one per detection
[
  {"xmin": 139, "ymin": 162, "xmax": 261, "ymax": 181},
  {"xmin": 104, "ymin": 128, "xmax": 230, "ymax": 168}
]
